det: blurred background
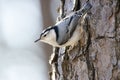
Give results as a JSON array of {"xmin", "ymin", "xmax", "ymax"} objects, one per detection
[{"xmin": 0, "ymin": 0, "xmax": 59, "ymax": 80}]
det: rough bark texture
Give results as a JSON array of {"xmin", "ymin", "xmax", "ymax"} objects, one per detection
[{"xmin": 49, "ymin": 0, "xmax": 120, "ymax": 80}]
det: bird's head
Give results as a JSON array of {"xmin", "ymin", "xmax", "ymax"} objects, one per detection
[{"xmin": 35, "ymin": 26, "xmax": 56, "ymax": 45}]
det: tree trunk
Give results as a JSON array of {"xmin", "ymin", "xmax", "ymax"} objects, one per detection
[{"xmin": 49, "ymin": 0, "xmax": 120, "ymax": 80}]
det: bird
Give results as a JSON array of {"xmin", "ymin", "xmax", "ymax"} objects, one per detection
[{"xmin": 35, "ymin": 2, "xmax": 92, "ymax": 48}]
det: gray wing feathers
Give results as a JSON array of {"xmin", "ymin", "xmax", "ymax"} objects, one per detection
[{"xmin": 56, "ymin": 14, "xmax": 79, "ymax": 45}]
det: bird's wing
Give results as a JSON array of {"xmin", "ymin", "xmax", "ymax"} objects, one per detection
[{"xmin": 56, "ymin": 14, "xmax": 80, "ymax": 45}]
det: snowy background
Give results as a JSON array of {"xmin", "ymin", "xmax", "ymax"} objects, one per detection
[{"xmin": 0, "ymin": 0, "xmax": 58, "ymax": 80}]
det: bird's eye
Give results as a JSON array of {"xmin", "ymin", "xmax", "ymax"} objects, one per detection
[
  {"xmin": 43, "ymin": 34, "xmax": 47, "ymax": 37},
  {"xmin": 42, "ymin": 30, "xmax": 49, "ymax": 37}
]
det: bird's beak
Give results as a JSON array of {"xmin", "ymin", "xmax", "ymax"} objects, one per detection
[
  {"xmin": 34, "ymin": 38, "xmax": 41, "ymax": 43},
  {"xmin": 34, "ymin": 35, "xmax": 42, "ymax": 43}
]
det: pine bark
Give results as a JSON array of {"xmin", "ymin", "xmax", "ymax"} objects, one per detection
[{"xmin": 49, "ymin": 0, "xmax": 120, "ymax": 80}]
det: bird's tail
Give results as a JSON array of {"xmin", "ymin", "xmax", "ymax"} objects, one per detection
[{"xmin": 76, "ymin": 1, "xmax": 92, "ymax": 17}]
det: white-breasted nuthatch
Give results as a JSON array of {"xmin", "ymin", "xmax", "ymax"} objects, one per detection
[{"xmin": 35, "ymin": 2, "xmax": 92, "ymax": 48}]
